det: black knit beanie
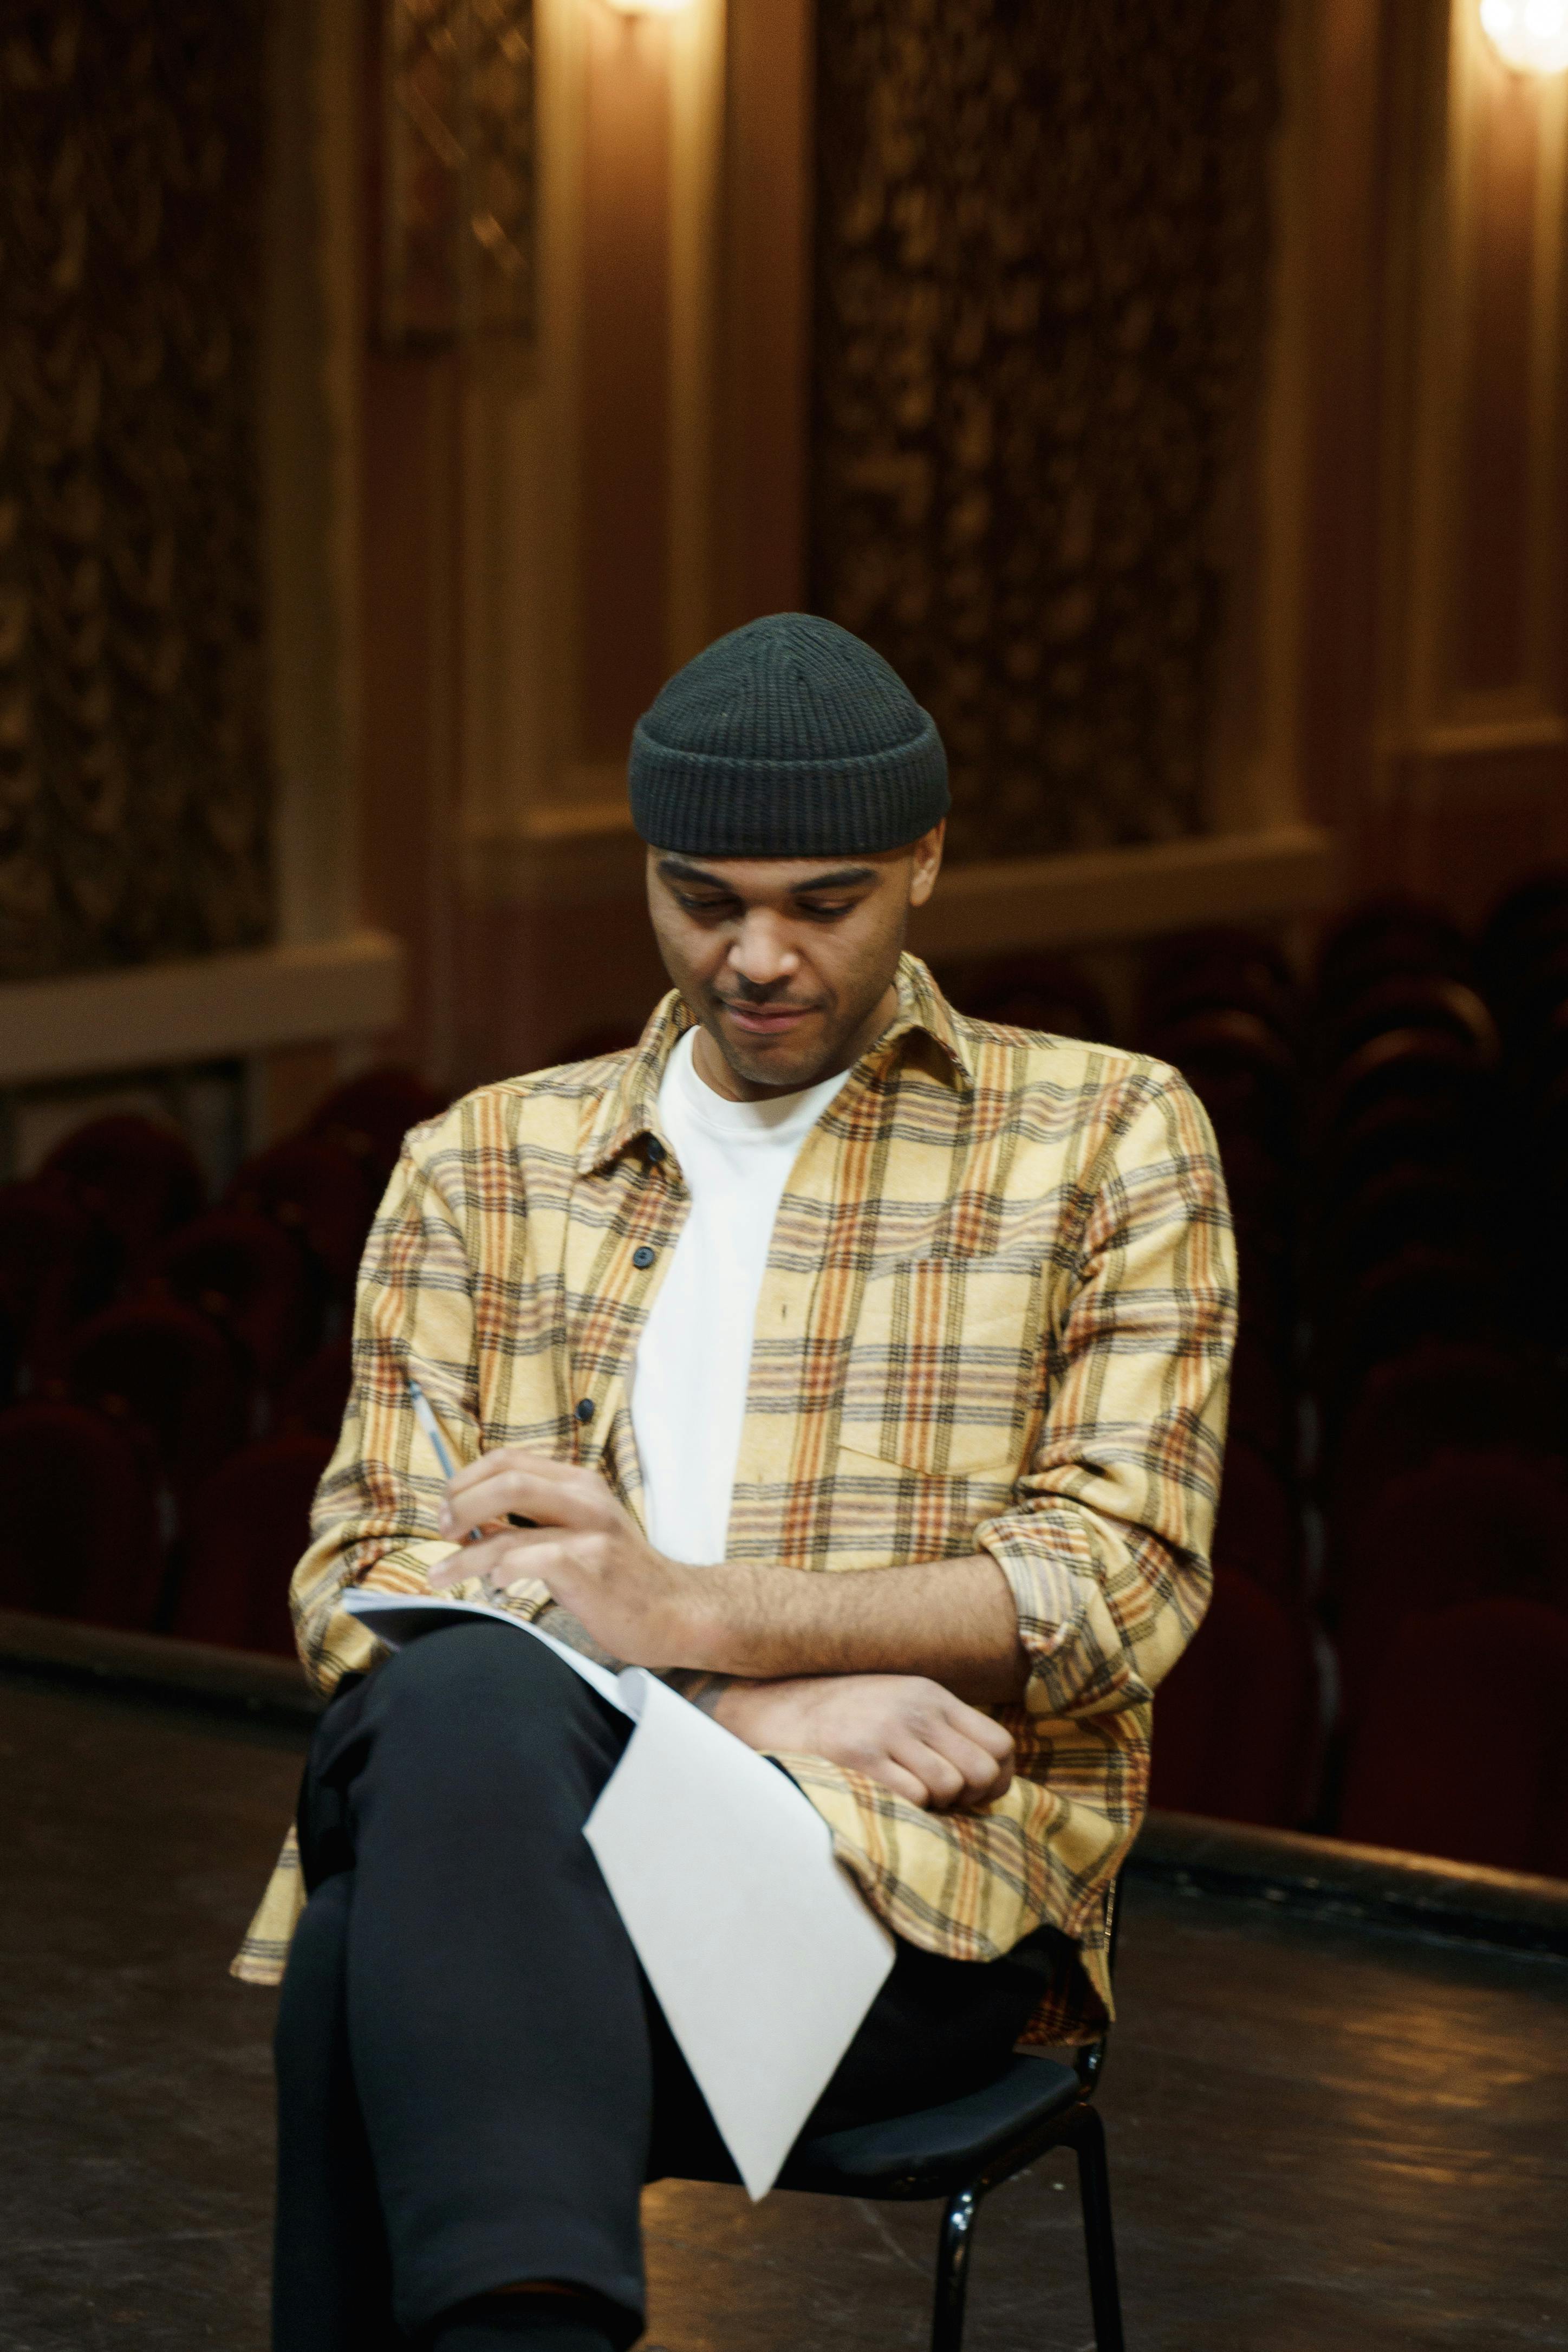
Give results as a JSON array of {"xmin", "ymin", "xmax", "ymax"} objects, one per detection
[{"xmin": 628, "ymin": 613, "xmax": 949, "ymax": 857}]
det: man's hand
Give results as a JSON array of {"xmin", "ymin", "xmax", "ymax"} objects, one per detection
[
  {"xmin": 710, "ymin": 1674, "xmax": 1014, "ymax": 1812},
  {"xmin": 428, "ymin": 1447, "xmax": 699, "ymax": 1668}
]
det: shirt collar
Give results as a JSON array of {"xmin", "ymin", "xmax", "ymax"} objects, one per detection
[
  {"xmin": 873, "ymin": 952, "xmax": 975, "ymax": 1091},
  {"xmin": 576, "ymin": 953, "xmax": 972, "ymax": 1177}
]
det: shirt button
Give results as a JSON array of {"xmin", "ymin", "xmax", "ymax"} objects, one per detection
[
  {"xmin": 645, "ymin": 1138, "xmax": 666, "ymax": 1165},
  {"xmin": 632, "ymin": 1244, "xmax": 655, "ymax": 1270},
  {"xmin": 575, "ymin": 1398, "xmax": 595, "ymax": 1424}
]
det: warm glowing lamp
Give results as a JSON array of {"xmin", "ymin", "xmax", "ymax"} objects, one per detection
[
  {"xmin": 602, "ymin": 0, "xmax": 690, "ymax": 14},
  {"xmin": 1480, "ymin": 0, "xmax": 1568, "ymax": 73}
]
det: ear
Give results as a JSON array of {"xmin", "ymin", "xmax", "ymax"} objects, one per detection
[{"xmin": 907, "ymin": 821, "xmax": 945, "ymax": 909}]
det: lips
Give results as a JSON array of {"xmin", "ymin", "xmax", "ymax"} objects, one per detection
[{"xmin": 718, "ymin": 999, "xmax": 816, "ymax": 1036}]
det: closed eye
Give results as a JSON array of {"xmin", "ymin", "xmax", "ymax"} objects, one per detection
[{"xmin": 674, "ymin": 893, "xmax": 742, "ymax": 919}]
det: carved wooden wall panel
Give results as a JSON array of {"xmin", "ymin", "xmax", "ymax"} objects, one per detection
[
  {"xmin": 0, "ymin": 3, "xmax": 270, "ymax": 982},
  {"xmin": 380, "ymin": 0, "xmax": 536, "ymax": 345},
  {"xmin": 811, "ymin": 0, "xmax": 1280, "ymax": 862}
]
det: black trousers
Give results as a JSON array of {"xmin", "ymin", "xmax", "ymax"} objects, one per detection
[{"xmin": 272, "ymin": 1623, "xmax": 1066, "ymax": 2350}]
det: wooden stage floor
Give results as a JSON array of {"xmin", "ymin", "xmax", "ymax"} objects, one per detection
[{"xmin": 3, "ymin": 1669, "xmax": 1565, "ymax": 2351}]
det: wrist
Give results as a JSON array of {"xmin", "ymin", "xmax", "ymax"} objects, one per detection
[
  {"xmin": 711, "ymin": 1673, "xmax": 821, "ymax": 1746},
  {"xmin": 663, "ymin": 1561, "xmax": 740, "ymax": 1673},
  {"xmin": 708, "ymin": 1678, "xmax": 758, "ymax": 1736}
]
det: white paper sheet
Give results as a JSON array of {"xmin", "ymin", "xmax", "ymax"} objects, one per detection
[
  {"xmin": 340, "ymin": 1590, "xmax": 895, "ymax": 2195},
  {"xmin": 583, "ymin": 1674, "xmax": 895, "ymax": 2198}
]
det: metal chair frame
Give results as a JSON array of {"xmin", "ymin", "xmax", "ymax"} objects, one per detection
[{"xmin": 778, "ymin": 1883, "xmax": 1125, "ymax": 2352}]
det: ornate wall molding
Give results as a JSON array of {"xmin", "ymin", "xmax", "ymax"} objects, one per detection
[
  {"xmin": 380, "ymin": 0, "xmax": 536, "ymax": 346},
  {"xmin": 0, "ymin": 3, "xmax": 271, "ymax": 980},
  {"xmin": 811, "ymin": 0, "xmax": 1281, "ymax": 863}
]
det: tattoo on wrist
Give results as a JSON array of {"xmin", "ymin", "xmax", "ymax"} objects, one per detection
[{"xmin": 662, "ymin": 1668, "xmax": 733, "ymax": 1718}]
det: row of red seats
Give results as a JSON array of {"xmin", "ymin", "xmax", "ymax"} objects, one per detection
[
  {"xmin": 0, "ymin": 1065, "xmax": 445, "ymax": 1650},
  {"xmin": 1127, "ymin": 885, "xmax": 1568, "ymax": 1876},
  {"xmin": 0, "ymin": 1065, "xmax": 441, "ymax": 1398},
  {"xmin": 1154, "ymin": 1438, "xmax": 1568, "ymax": 1857},
  {"xmin": 1150, "ymin": 1573, "xmax": 1568, "ymax": 1881},
  {"xmin": 0, "ymin": 1403, "xmax": 330, "ymax": 1654}
]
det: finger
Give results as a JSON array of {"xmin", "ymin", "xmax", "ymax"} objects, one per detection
[
  {"xmin": 891, "ymin": 1737, "xmax": 968, "ymax": 1810},
  {"xmin": 856, "ymin": 1754, "xmax": 935, "ymax": 1809},
  {"xmin": 936, "ymin": 1696, "xmax": 1015, "ymax": 1765},
  {"xmin": 444, "ymin": 1449, "xmax": 582, "ymax": 1506},
  {"xmin": 439, "ymin": 1464, "xmax": 590, "ymax": 1539},
  {"xmin": 928, "ymin": 1717, "xmax": 1014, "ymax": 1799},
  {"xmin": 427, "ymin": 1530, "xmax": 541, "ymax": 1590},
  {"xmin": 480, "ymin": 1534, "xmax": 601, "ymax": 1602},
  {"xmin": 900, "ymin": 1731, "xmax": 1009, "ymax": 1811},
  {"xmin": 427, "ymin": 1544, "xmax": 484, "ymax": 1590},
  {"xmin": 940, "ymin": 1733, "xmax": 1014, "ymax": 1807}
]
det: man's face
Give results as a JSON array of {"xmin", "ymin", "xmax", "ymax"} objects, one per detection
[{"xmin": 646, "ymin": 826, "xmax": 945, "ymax": 1100}]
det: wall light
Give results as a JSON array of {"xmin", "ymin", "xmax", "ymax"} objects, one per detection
[
  {"xmin": 602, "ymin": 0, "xmax": 690, "ymax": 14},
  {"xmin": 1480, "ymin": 0, "xmax": 1568, "ymax": 73}
]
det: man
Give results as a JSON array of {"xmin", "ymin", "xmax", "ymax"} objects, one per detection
[{"xmin": 239, "ymin": 614, "xmax": 1235, "ymax": 2352}]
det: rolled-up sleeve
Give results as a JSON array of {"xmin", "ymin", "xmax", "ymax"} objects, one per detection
[{"xmin": 974, "ymin": 1068, "xmax": 1236, "ymax": 1721}]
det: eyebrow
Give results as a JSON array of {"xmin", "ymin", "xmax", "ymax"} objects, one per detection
[{"xmin": 656, "ymin": 857, "xmax": 881, "ymax": 895}]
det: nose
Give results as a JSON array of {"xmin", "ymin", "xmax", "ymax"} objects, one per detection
[{"xmin": 727, "ymin": 911, "xmax": 800, "ymax": 992}]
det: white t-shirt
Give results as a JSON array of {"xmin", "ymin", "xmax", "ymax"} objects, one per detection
[{"xmin": 630, "ymin": 1027, "xmax": 850, "ymax": 1565}]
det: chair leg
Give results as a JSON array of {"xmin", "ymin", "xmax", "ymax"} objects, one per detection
[
  {"xmin": 1070, "ymin": 2106, "xmax": 1125, "ymax": 2352},
  {"xmin": 930, "ymin": 2184, "xmax": 982, "ymax": 2352}
]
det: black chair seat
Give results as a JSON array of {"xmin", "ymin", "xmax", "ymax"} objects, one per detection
[
  {"xmin": 674, "ymin": 1887, "xmax": 1127, "ymax": 2352},
  {"xmin": 781, "ymin": 2054, "xmax": 1083, "ymax": 2198}
]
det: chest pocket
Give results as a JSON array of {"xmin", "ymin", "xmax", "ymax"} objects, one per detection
[{"xmin": 836, "ymin": 1251, "xmax": 1046, "ymax": 1482}]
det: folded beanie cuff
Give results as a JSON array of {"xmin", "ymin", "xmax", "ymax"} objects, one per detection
[{"xmin": 629, "ymin": 712, "xmax": 950, "ymax": 857}]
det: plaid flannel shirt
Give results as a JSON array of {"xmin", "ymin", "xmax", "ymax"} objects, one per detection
[{"xmin": 235, "ymin": 956, "xmax": 1234, "ymax": 2042}]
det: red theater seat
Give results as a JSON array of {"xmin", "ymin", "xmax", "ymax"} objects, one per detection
[
  {"xmin": 1315, "ymin": 895, "xmax": 1469, "ymax": 1011},
  {"xmin": 1148, "ymin": 1570, "xmax": 1322, "ymax": 1827},
  {"xmin": 1230, "ymin": 1211, "xmax": 1294, "ymax": 1361},
  {"xmin": 1318, "ymin": 1169, "xmax": 1489, "ymax": 1301},
  {"xmin": 1480, "ymin": 868, "xmax": 1568, "ymax": 997},
  {"xmin": 0, "ymin": 1402, "xmax": 162, "ymax": 1628},
  {"xmin": 309, "ymin": 1067, "xmax": 446, "ymax": 1196},
  {"xmin": 1316, "ymin": 1094, "xmax": 1478, "ymax": 1210},
  {"xmin": 170, "ymin": 1433, "xmax": 332, "ymax": 1656},
  {"xmin": 946, "ymin": 953, "xmax": 1112, "ymax": 1044},
  {"xmin": 142, "ymin": 1210, "xmax": 312, "ymax": 1391},
  {"xmin": 1324, "ymin": 1347, "xmax": 1561, "ymax": 1571},
  {"xmin": 1318, "ymin": 1250, "xmax": 1508, "ymax": 1411},
  {"xmin": 276, "ymin": 1340, "xmax": 354, "ymax": 1444},
  {"xmin": 1212, "ymin": 1441, "xmax": 1299, "ymax": 1601},
  {"xmin": 1146, "ymin": 1009, "xmax": 1299, "ymax": 1162},
  {"xmin": 0, "ymin": 1180, "xmax": 117, "ymax": 1392},
  {"xmin": 225, "ymin": 1135, "xmax": 375, "ymax": 1308},
  {"xmin": 1499, "ymin": 937, "xmax": 1568, "ymax": 1047},
  {"xmin": 1211, "ymin": 1127, "xmax": 1291, "ymax": 1226},
  {"xmin": 39, "ymin": 1113, "xmax": 204, "ymax": 1263},
  {"xmin": 65, "ymin": 1301, "xmax": 246, "ymax": 1498},
  {"xmin": 1317, "ymin": 1030, "xmax": 1491, "ymax": 1144},
  {"xmin": 1138, "ymin": 925, "xmax": 1298, "ymax": 1042},
  {"xmin": 1324, "ymin": 973, "xmax": 1498, "ymax": 1067},
  {"xmin": 1225, "ymin": 1328, "xmax": 1296, "ymax": 1477},
  {"xmin": 1334, "ymin": 1451, "xmax": 1568, "ymax": 1719},
  {"xmin": 1337, "ymin": 1599, "xmax": 1568, "ymax": 1878}
]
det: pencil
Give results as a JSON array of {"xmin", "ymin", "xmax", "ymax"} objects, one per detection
[
  {"xmin": 406, "ymin": 1374, "xmax": 484, "ymax": 1544},
  {"xmin": 406, "ymin": 1373, "xmax": 536, "ymax": 1539}
]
